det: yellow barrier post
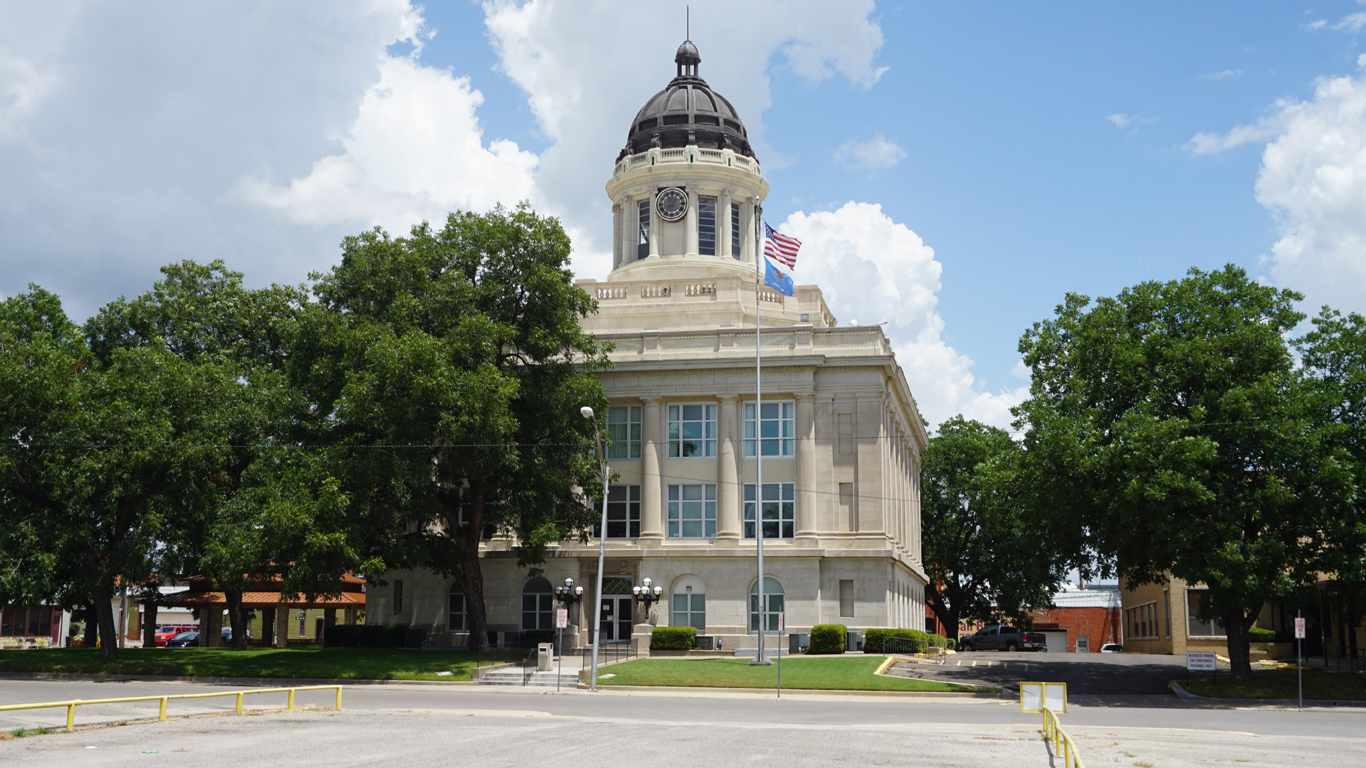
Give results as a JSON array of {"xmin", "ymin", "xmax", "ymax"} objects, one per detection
[
  {"xmin": 159, "ymin": 697, "xmax": 167, "ymax": 722},
  {"xmin": 66, "ymin": 702, "xmax": 75, "ymax": 732},
  {"xmin": 335, "ymin": 686, "xmax": 342, "ymax": 711},
  {"xmin": 286, "ymin": 689, "xmax": 295, "ymax": 711},
  {"xmin": 235, "ymin": 692, "xmax": 243, "ymax": 714}
]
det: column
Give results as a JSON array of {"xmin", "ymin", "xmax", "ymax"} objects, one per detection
[
  {"xmin": 795, "ymin": 394, "xmax": 818, "ymax": 540},
  {"xmin": 684, "ymin": 188, "xmax": 698, "ymax": 256},
  {"xmin": 648, "ymin": 195, "xmax": 660, "ymax": 258},
  {"xmin": 716, "ymin": 396, "xmax": 741, "ymax": 542},
  {"xmin": 274, "ymin": 604, "xmax": 289, "ymax": 648},
  {"xmin": 740, "ymin": 201, "xmax": 754, "ymax": 265},
  {"xmin": 611, "ymin": 203, "xmax": 622, "ymax": 269},
  {"xmin": 344, "ymin": 607, "xmax": 357, "ymax": 626},
  {"xmin": 261, "ymin": 607, "xmax": 275, "ymax": 646},
  {"xmin": 640, "ymin": 397, "xmax": 664, "ymax": 543},
  {"xmin": 720, "ymin": 190, "xmax": 732, "ymax": 259}
]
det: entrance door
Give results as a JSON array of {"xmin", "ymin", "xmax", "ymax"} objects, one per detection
[{"xmin": 599, "ymin": 596, "xmax": 633, "ymax": 643}]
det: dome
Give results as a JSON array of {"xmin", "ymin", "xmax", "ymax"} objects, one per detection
[{"xmin": 618, "ymin": 40, "xmax": 754, "ymax": 161}]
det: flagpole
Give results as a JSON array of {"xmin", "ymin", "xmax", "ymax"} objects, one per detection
[{"xmin": 752, "ymin": 201, "xmax": 771, "ymax": 667}]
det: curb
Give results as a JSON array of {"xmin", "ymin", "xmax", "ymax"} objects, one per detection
[
  {"xmin": 577, "ymin": 683, "xmax": 1002, "ymax": 698},
  {"xmin": 0, "ymin": 672, "xmax": 480, "ymax": 687},
  {"xmin": 1168, "ymin": 679, "xmax": 1366, "ymax": 709}
]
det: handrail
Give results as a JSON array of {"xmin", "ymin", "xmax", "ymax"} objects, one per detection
[
  {"xmin": 0, "ymin": 685, "xmax": 342, "ymax": 732},
  {"xmin": 1041, "ymin": 707, "xmax": 1086, "ymax": 768}
]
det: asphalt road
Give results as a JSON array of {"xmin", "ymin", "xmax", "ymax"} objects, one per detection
[{"xmin": 2, "ymin": 677, "xmax": 1365, "ymax": 767}]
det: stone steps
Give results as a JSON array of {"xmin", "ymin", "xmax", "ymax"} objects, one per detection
[{"xmin": 477, "ymin": 668, "xmax": 582, "ymax": 687}]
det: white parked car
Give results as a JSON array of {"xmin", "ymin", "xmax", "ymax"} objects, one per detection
[{"xmin": 1100, "ymin": 643, "xmax": 1124, "ymax": 653}]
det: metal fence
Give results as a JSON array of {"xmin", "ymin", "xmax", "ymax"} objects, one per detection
[{"xmin": 0, "ymin": 685, "xmax": 342, "ymax": 732}]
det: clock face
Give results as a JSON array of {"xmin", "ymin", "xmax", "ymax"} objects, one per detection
[{"xmin": 655, "ymin": 187, "xmax": 688, "ymax": 222}]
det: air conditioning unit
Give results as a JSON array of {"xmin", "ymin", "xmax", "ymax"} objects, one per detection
[
  {"xmin": 846, "ymin": 630, "xmax": 863, "ymax": 652},
  {"xmin": 789, "ymin": 633, "xmax": 809, "ymax": 655},
  {"xmin": 695, "ymin": 635, "xmax": 715, "ymax": 651}
]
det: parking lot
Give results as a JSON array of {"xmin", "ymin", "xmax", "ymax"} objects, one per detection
[{"xmin": 885, "ymin": 651, "xmax": 1197, "ymax": 700}]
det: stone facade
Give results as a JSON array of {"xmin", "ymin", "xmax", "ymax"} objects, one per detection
[{"xmin": 371, "ymin": 40, "xmax": 929, "ymax": 651}]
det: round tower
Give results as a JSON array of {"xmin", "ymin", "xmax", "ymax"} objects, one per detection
[{"xmin": 605, "ymin": 40, "xmax": 769, "ymax": 282}]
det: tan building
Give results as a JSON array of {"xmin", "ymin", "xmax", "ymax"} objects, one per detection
[{"xmin": 372, "ymin": 40, "xmax": 929, "ymax": 651}]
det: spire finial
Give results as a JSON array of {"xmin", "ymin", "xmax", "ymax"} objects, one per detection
[{"xmin": 687, "ymin": 6, "xmax": 690, "ymax": 41}]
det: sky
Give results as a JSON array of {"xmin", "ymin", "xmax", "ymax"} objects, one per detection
[{"xmin": 3, "ymin": 1, "xmax": 1365, "ymax": 431}]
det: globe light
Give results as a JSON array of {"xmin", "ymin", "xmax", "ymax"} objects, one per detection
[{"xmin": 580, "ymin": 406, "xmax": 594, "ymax": 419}]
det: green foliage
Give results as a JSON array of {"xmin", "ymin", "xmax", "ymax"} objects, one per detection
[
  {"xmin": 808, "ymin": 624, "xmax": 848, "ymax": 654},
  {"xmin": 296, "ymin": 205, "xmax": 610, "ymax": 651},
  {"xmin": 1247, "ymin": 627, "xmax": 1277, "ymax": 643},
  {"xmin": 1015, "ymin": 265, "xmax": 1359, "ymax": 680},
  {"xmin": 650, "ymin": 626, "xmax": 698, "ymax": 650},
  {"xmin": 863, "ymin": 628, "xmax": 928, "ymax": 654},
  {"xmin": 921, "ymin": 417, "xmax": 1068, "ymax": 640}
]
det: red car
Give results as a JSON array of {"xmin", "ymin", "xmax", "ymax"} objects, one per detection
[{"xmin": 153, "ymin": 624, "xmax": 197, "ymax": 646}]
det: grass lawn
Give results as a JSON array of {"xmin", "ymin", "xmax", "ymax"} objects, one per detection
[
  {"xmin": 598, "ymin": 656, "xmax": 991, "ymax": 693},
  {"xmin": 1185, "ymin": 668, "xmax": 1366, "ymax": 701},
  {"xmin": 0, "ymin": 647, "xmax": 521, "ymax": 682}
]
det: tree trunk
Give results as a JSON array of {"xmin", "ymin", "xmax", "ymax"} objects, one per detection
[
  {"xmin": 142, "ymin": 600, "xmax": 159, "ymax": 647},
  {"xmin": 450, "ymin": 492, "xmax": 491, "ymax": 652},
  {"xmin": 225, "ymin": 590, "xmax": 248, "ymax": 650},
  {"xmin": 83, "ymin": 602, "xmax": 98, "ymax": 649},
  {"xmin": 92, "ymin": 582, "xmax": 119, "ymax": 661},
  {"xmin": 1224, "ymin": 613, "xmax": 1255, "ymax": 682},
  {"xmin": 926, "ymin": 583, "xmax": 962, "ymax": 641}
]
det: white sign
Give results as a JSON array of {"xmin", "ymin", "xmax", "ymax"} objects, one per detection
[
  {"xmin": 556, "ymin": 609, "xmax": 568, "ymax": 629},
  {"xmin": 777, "ymin": 612, "xmax": 785, "ymax": 633},
  {"xmin": 1019, "ymin": 682, "xmax": 1068, "ymax": 713},
  {"xmin": 1294, "ymin": 617, "xmax": 1306, "ymax": 639},
  {"xmin": 1187, "ymin": 651, "xmax": 1217, "ymax": 671}
]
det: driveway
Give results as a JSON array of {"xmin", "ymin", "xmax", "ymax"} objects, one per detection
[{"xmin": 885, "ymin": 651, "xmax": 1197, "ymax": 699}]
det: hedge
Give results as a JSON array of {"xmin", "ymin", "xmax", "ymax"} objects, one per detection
[
  {"xmin": 323, "ymin": 624, "xmax": 406, "ymax": 648},
  {"xmin": 809, "ymin": 624, "xmax": 848, "ymax": 654},
  {"xmin": 863, "ymin": 628, "xmax": 926, "ymax": 654},
  {"xmin": 651, "ymin": 626, "xmax": 698, "ymax": 651},
  {"xmin": 1248, "ymin": 627, "xmax": 1277, "ymax": 642}
]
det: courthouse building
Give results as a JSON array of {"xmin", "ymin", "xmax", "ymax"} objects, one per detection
[{"xmin": 370, "ymin": 40, "xmax": 930, "ymax": 650}]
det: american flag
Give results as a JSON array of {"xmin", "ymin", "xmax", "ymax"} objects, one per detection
[{"xmin": 763, "ymin": 222, "xmax": 801, "ymax": 270}]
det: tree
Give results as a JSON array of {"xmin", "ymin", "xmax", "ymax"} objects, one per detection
[
  {"xmin": 921, "ymin": 416, "xmax": 1069, "ymax": 640},
  {"xmin": 1015, "ymin": 265, "xmax": 1356, "ymax": 681},
  {"xmin": 295, "ymin": 205, "xmax": 609, "ymax": 651}
]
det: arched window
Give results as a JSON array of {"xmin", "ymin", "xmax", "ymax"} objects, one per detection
[
  {"xmin": 521, "ymin": 578, "xmax": 553, "ymax": 632},
  {"xmin": 448, "ymin": 584, "xmax": 467, "ymax": 631},
  {"xmin": 748, "ymin": 577, "xmax": 784, "ymax": 633},
  {"xmin": 671, "ymin": 576, "xmax": 705, "ymax": 632}
]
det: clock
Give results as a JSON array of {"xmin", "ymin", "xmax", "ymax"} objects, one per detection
[{"xmin": 655, "ymin": 187, "xmax": 688, "ymax": 222}]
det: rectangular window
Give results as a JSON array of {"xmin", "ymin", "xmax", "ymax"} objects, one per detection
[
  {"xmin": 667, "ymin": 484, "xmax": 717, "ymax": 538},
  {"xmin": 730, "ymin": 201, "xmax": 741, "ymax": 258},
  {"xmin": 698, "ymin": 195, "xmax": 717, "ymax": 255},
  {"xmin": 637, "ymin": 199, "xmax": 650, "ymax": 259},
  {"xmin": 393, "ymin": 580, "xmax": 403, "ymax": 615},
  {"xmin": 743, "ymin": 482, "xmax": 795, "ymax": 539},
  {"xmin": 839, "ymin": 580, "xmax": 855, "ymax": 618},
  {"xmin": 744, "ymin": 401, "xmax": 794, "ymax": 457},
  {"xmin": 607, "ymin": 406, "xmax": 642, "ymax": 459},
  {"xmin": 594, "ymin": 485, "xmax": 641, "ymax": 538},
  {"xmin": 1186, "ymin": 589, "xmax": 1227, "ymax": 637},
  {"xmin": 672, "ymin": 593, "xmax": 705, "ymax": 632},
  {"xmin": 449, "ymin": 592, "xmax": 467, "ymax": 631},
  {"xmin": 1163, "ymin": 589, "xmax": 1171, "ymax": 638},
  {"xmin": 1124, "ymin": 601, "xmax": 1158, "ymax": 639},
  {"xmin": 668, "ymin": 404, "xmax": 717, "ymax": 458},
  {"xmin": 523, "ymin": 593, "xmax": 553, "ymax": 631}
]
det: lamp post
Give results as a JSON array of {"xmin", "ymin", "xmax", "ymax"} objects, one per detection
[
  {"xmin": 632, "ymin": 577, "xmax": 664, "ymax": 624},
  {"xmin": 553, "ymin": 578, "xmax": 583, "ymax": 693},
  {"xmin": 581, "ymin": 405, "xmax": 610, "ymax": 692}
]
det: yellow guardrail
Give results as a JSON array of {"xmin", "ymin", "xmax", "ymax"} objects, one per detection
[
  {"xmin": 1041, "ymin": 707, "xmax": 1086, "ymax": 768},
  {"xmin": 0, "ymin": 685, "xmax": 342, "ymax": 732}
]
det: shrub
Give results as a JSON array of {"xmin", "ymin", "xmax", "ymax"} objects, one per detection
[
  {"xmin": 863, "ymin": 628, "xmax": 928, "ymax": 654},
  {"xmin": 1248, "ymin": 627, "xmax": 1277, "ymax": 643},
  {"xmin": 323, "ymin": 625, "xmax": 360, "ymax": 648},
  {"xmin": 651, "ymin": 626, "xmax": 698, "ymax": 651},
  {"xmin": 808, "ymin": 624, "xmax": 848, "ymax": 654},
  {"xmin": 927, "ymin": 633, "xmax": 952, "ymax": 649},
  {"xmin": 323, "ymin": 624, "xmax": 406, "ymax": 648}
]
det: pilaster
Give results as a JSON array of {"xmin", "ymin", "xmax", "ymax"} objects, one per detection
[
  {"xmin": 795, "ymin": 393, "xmax": 818, "ymax": 542},
  {"xmin": 716, "ymin": 395, "xmax": 741, "ymax": 542},
  {"xmin": 639, "ymin": 397, "xmax": 664, "ymax": 544}
]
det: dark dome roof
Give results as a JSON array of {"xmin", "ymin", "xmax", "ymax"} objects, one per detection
[{"xmin": 618, "ymin": 41, "xmax": 753, "ymax": 161}]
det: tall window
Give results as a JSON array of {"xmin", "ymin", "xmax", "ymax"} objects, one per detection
[
  {"xmin": 698, "ymin": 195, "xmax": 717, "ymax": 255},
  {"xmin": 744, "ymin": 402, "xmax": 794, "ymax": 457},
  {"xmin": 1186, "ymin": 589, "xmax": 1226, "ymax": 637},
  {"xmin": 522, "ymin": 578, "xmax": 553, "ymax": 631},
  {"xmin": 594, "ymin": 485, "xmax": 641, "ymax": 538},
  {"xmin": 667, "ymin": 484, "xmax": 716, "ymax": 538},
  {"xmin": 672, "ymin": 577, "xmax": 706, "ymax": 632},
  {"xmin": 668, "ymin": 404, "xmax": 716, "ymax": 457},
  {"xmin": 637, "ymin": 199, "xmax": 650, "ymax": 259},
  {"xmin": 730, "ymin": 202, "xmax": 741, "ymax": 258},
  {"xmin": 448, "ymin": 585, "xmax": 467, "ymax": 631},
  {"xmin": 749, "ymin": 577, "xmax": 784, "ymax": 632},
  {"xmin": 743, "ymin": 482, "xmax": 795, "ymax": 539},
  {"xmin": 607, "ymin": 406, "xmax": 641, "ymax": 459}
]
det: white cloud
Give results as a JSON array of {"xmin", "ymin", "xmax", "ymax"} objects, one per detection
[
  {"xmin": 1106, "ymin": 113, "xmax": 1158, "ymax": 133},
  {"xmin": 1106, "ymin": 114, "xmax": 1132, "ymax": 129},
  {"xmin": 1190, "ymin": 55, "xmax": 1366, "ymax": 315},
  {"xmin": 833, "ymin": 135, "xmax": 906, "ymax": 170},
  {"xmin": 482, "ymin": 0, "xmax": 889, "ymax": 280},
  {"xmin": 1334, "ymin": 12, "xmax": 1366, "ymax": 32},
  {"xmin": 1305, "ymin": 19, "xmax": 1329, "ymax": 31},
  {"xmin": 1200, "ymin": 69, "xmax": 1243, "ymax": 81},
  {"xmin": 782, "ymin": 203, "xmax": 1026, "ymax": 429}
]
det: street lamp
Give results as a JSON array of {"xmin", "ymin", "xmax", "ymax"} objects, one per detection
[
  {"xmin": 632, "ymin": 577, "xmax": 664, "ymax": 621},
  {"xmin": 554, "ymin": 577, "xmax": 584, "ymax": 609},
  {"xmin": 581, "ymin": 405, "xmax": 610, "ymax": 692}
]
